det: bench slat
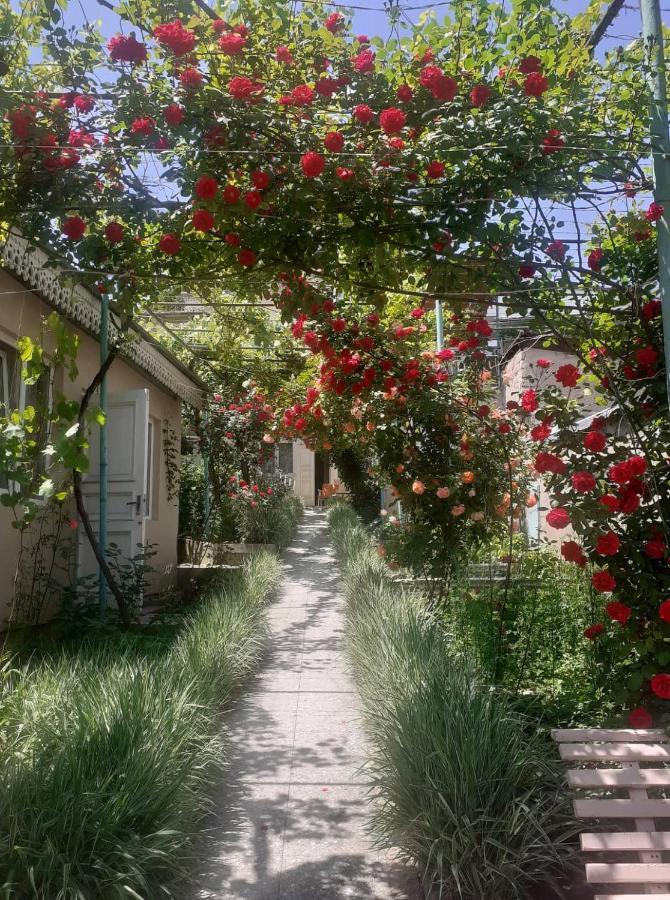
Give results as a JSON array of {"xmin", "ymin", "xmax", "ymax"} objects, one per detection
[
  {"xmin": 553, "ymin": 728, "xmax": 669, "ymax": 743},
  {"xmin": 594, "ymin": 895, "xmax": 670, "ymax": 900},
  {"xmin": 587, "ymin": 862, "xmax": 670, "ymax": 883},
  {"xmin": 575, "ymin": 798, "xmax": 670, "ymax": 818},
  {"xmin": 568, "ymin": 768, "xmax": 670, "ymax": 788},
  {"xmin": 582, "ymin": 832, "xmax": 670, "ymax": 852},
  {"xmin": 560, "ymin": 743, "xmax": 670, "ymax": 762}
]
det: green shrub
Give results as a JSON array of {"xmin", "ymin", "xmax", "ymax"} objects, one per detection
[
  {"xmin": 330, "ymin": 507, "xmax": 579, "ymax": 900},
  {"xmin": 443, "ymin": 539, "xmax": 625, "ymax": 726},
  {"xmin": 0, "ymin": 552, "xmax": 281, "ymax": 899}
]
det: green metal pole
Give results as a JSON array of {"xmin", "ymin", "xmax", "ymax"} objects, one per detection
[
  {"xmin": 98, "ymin": 294, "xmax": 109, "ymax": 613},
  {"xmin": 640, "ymin": 0, "xmax": 670, "ymax": 406},
  {"xmin": 435, "ymin": 298, "xmax": 445, "ymax": 351},
  {"xmin": 202, "ymin": 410, "xmax": 210, "ymax": 535}
]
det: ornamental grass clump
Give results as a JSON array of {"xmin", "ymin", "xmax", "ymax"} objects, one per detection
[
  {"xmin": 329, "ymin": 505, "xmax": 579, "ymax": 900},
  {"xmin": 0, "ymin": 551, "xmax": 281, "ymax": 898}
]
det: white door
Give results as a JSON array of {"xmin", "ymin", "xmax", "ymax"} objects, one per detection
[
  {"xmin": 293, "ymin": 441, "xmax": 315, "ymax": 506},
  {"xmin": 78, "ymin": 389, "xmax": 149, "ymax": 591}
]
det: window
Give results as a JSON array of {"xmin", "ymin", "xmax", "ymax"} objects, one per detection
[
  {"xmin": 0, "ymin": 340, "xmax": 51, "ymax": 490},
  {"xmin": 278, "ymin": 442, "xmax": 294, "ymax": 474}
]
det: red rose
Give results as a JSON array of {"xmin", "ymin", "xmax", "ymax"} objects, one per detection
[
  {"xmin": 520, "ymin": 389, "xmax": 538, "ymax": 413},
  {"xmin": 636, "ymin": 345, "xmax": 659, "ymax": 368},
  {"xmin": 164, "ymin": 103, "xmax": 184, "ymax": 126},
  {"xmin": 223, "ymin": 184, "xmax": 240, "ymax": 204},
  {"xmin": 645, "ymin": 202, "xmax": 664, "ymax": 222},
  {"xmin": 61, "ymin": 216, "xmax": 86, "ymax": 240},
  {"xmin": 324, "ymin": 131, "xmax": 345, "ymax": 152},
  {"xmin": 518, "ymin": 55, "xmax": 542, "ymax": 74},
  {"xmin": 353, "ymin": 103, "xmax": 374, "ymax": 124},
  {"xmin": 420, "ymin": 65, "xmax": 458, "ymax": 101},
  {"xmin": 659, "ymin": 599, "xmax": 670, "ymax": 622},
  {"xmin": 562, "ymin": 541, "xmax": 587, "ymax": 567},
  {"xmin": 555, "ymin": 363, "xmax": 581, "ymax": 388},
  {"xmin": 315, "ymin": 77, "xmax": 340, "ymax": 98},
  {"xmin": 353, "ymin": 49, "xmax": 375, "ymax": 74},
  {"xmin": 275, "ymin": 45, "xmax": 294, "ymax": 64},
  {"xmin": 584, "ymin": 431, "xmax": 606, "ymax": 452},
  {"xmin": 104, "ymin": 221, "xmax": 124, "ymax": 243},
  {"xmin": 73, "ymin": 94, "xmax": 94, "ymax": 113},
  {"xmin": 595, "ymin": 531, "xmax": 621, "ymax": 556},
  {"xmin": 572, "ymin": 471, "xmax": 596, "ymax": 493},
  {"xmin": 546, "ymin": 507, "xmax": 570, "ymax": 530},
  {"xmin": 228, "ymin": 76, "xmax": 264, "ymax": 101},
  {"xmin": 192, "ymin": 209, "xmax": 214, "ymax": 232},
  {"xmin": 130, "ymin": 116, "xmax": 155, "ymax": 137},
  {"xmin": 426, "ymin": 161, "xmax": 445, "ymax": 179},
  {"xmin": 644, "ymin": 538, "xmax": 666, "ymax": 560},
  {"xmin": 470, "ymin": 83, "xmax": 492, "ymax": 107},
  {"xmin": 397, "ymin": 84, "xmax": 413, "ymax": 102},
  {"xmin": 180, "ymin": 68, "xmax": 203, "ymax": 89},
  {"xmin": 599, "ymin": 493, "xmax": 620, "ymax": 512},
  {"xmin": 546, "ymin": 240, "xmax": 566, "ymax": 260},
  {"xmin": 107, "ymin": 34, "xmax": 147, "ymax": 64},
  {"xmin": 224, "ymin": 232, "xmax": 241, "ymax": 246},
  {"xmin": 606, "ymin": 601, "xmax": 631, "ymax": 625},
  {"xmin": 530, "ymin": 419, "xmax": 552, "ymax": 442},
  {"xmin": 518, "ymin": 263, "xmax": 536, "ymax": 278},
  {"xmin": 287, "ymin": 84, "xmax": 314, "ymax": 107},
  {"xmin": 324, "ymin": 11, "xmax": 344, "ymax": 32},
  {"xmin": 219, "ymin": 33, "xmax": 246, "ymax": 55},
  {"xmin": 536, "ymin": 357, "xmax": 551, "ymax": 368},
  {"xmin": 628, "ymin": 706, "xmax": 653, "ymax": 727},
  {"xmin": 159, "ymin": 233, "xmax": 180, "ymax": 254},
  {"xmin": 153, "ymin": 20, "xmax": 197, "ymax": 56},
  {"xmin": 194, "ymin": 176, "xmax": 218, "ymax": 200},
  {"xmin": 592, "ymin": 570, "xmax": 616, "ymax": 593},
  {"xmin": 642, "ymin": 299, "xmax": 662, "ymax": 320},
  {"xmin": 238, "ymin": 248, "xmax": 256, "ymax": 267},
  {"xmin": 651, "ymin": 673, "xmax": 670, "ymax": 699},
  {"xmin": 524, "ymin": 71, "xmax": 549, "ymax": 97},
  {"xmin": 379, "ymin": 107, "xmax": 406, "ymax": 135},
  {"xmin": 251, "ymin": 170, "xmax": 270, "ymax": 190},
  {"xmin": 534, "ymin": 451, "xmax": 566, "ymax": 475},
  {"xmin": 542, "ymin": 129, "xmax": 564, "ymax": 155},
  {"xmin": 584, "ymin": 623, "xmax": 604, "ymax": 640},
  {"xmin": 587, "ymin": 247, "xmax": 604, "ymax": 271},
  {"xmin": 300, "ymin": 151, "xmax": 325, "ymax": 178},
  {"xmin": 244, "ymin": 190, "xmax": 262, "ymax": 210},
  {"xmin": 336, "ymin": 167, "xmax": 354, "ymax": 181}
]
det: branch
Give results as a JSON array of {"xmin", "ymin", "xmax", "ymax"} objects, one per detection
[{"xmin": 192, "ymin": 0, "xmax": 219, "ymax": 20}]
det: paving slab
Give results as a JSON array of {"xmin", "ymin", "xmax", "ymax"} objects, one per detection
[{"xmin": 193, "ymin": 509, "xmax": 421, "ymax": 900}]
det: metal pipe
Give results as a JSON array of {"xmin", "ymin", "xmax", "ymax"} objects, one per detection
[
  {"xmin": 435, "ymin": 298, "xmax": 444, "ymax": 351},
  {"xmin": 639, "ymin": 0, "xmax": 670, "ymax": 407},
  {"xmin": 98, "ymin": 294, "xmax": 109, "ymax": 613},
  {"xmin": 202, "ymin": 409, "xmax": 210, "ymax": 535}
]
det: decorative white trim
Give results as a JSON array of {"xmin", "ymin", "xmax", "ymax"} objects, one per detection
[{"xmin": 2, "ymin": 233, "xmax": 204, "ymax": 408}]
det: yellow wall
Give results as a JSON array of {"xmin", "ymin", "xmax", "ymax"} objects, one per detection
[{"xmin": 0, "ymin": 269, "xmax": 182, "ymax": 627}]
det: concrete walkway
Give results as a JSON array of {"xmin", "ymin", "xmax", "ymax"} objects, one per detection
[{"xmin": 194, "ymin": 509, "xmax": 421, "ymax": 900}]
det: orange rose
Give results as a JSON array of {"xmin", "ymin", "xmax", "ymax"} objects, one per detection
[{"xmin": 462, "ymin": 471, "xmax": 475, "ymax": 484}]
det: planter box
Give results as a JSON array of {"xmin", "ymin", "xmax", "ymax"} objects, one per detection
[{"xmin": 179, "ymin": 539, "xmax": 276, "ymax": 566}]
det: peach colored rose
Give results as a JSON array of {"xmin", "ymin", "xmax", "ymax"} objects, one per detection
[
  {"xmin": 436, "ymin": 486, "xmax": 451, "ymax": 499},
  {"xmin": 412, "ymin": 480, "xmax": 426, "ymax": 495},
  {"xmin": 451, "ymin": 504, "xmax": 466, "ymax": 516}
]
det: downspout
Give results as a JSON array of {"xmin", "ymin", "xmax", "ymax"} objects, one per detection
[{"xmin": 98, "ymin": 293, "xmax": 109, "ymax": 614}]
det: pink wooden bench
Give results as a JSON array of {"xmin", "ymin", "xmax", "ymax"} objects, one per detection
[{"xmin": 553, "ymin": 728, "xmax": 670, "ymax": 899}]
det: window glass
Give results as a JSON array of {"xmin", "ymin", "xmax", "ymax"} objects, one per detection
[{"xmin": 278, "ymin": 442, "xmax": 294, "ymax": 474}]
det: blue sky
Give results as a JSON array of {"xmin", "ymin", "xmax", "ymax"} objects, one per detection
[{"xmin": 21, "ymin": 0, "xmax": 643, "ymax": 57}]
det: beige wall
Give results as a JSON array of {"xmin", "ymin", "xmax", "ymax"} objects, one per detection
[{"xmin": 0, "ymin": 269, "xmax": 182, "ymax": 626}]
